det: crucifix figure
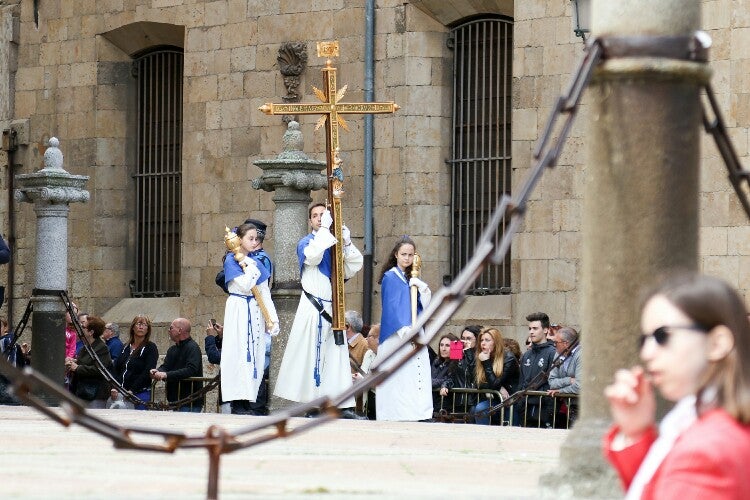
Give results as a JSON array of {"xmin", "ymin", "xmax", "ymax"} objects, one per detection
[{"xmin": 259, "ymin": 40, "xmax": 399, "ymax": 343}]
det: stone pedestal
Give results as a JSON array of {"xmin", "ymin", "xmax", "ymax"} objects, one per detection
[
  {"xmin": 544, "ymin": 1, "xmax": 706, "ymax": 497},
  {"xmin": 15, "ymin": 138, "xmax": 89, "ymax": 402},
  {"xmin": 253, "ymin": 121, "xmax": 326, "ymax": 410}
]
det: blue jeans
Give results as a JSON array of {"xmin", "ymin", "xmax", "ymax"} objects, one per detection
[
  {"xmin": 134, "ymin": 389, "xmax": 151, "ymax": 411},
  {"xmin": 472, "ymin": 400, "xmax": 491, "ymax": 425}
]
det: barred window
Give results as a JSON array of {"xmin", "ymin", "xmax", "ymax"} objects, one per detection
[
  {"xmin": 132, "ymin": 48, "xmax": 183, "ymax": 297},
  {"xmin": 450, "ymin": 17, "xmax": 513, "ymax": 294}
]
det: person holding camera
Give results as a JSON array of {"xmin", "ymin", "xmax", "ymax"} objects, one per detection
[
  {"xmin": 375, "ymin": 236, "xmax": 433, "ymax": 422},
  {"xmin": 442, "ymin": 325, "xmax": 482, "ymax": 412}
]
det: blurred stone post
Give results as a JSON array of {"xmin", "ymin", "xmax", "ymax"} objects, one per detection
[
  {"xmin": 15, "ymin": 138, "xmax": 89, "ymax": 402},
  {"xmin": 253, "ymin": 121, "xmax": 326, "ymax": 410},
  {"xmin": 545, "ymin": 1, "xmax": 707, "ymax": 497}
]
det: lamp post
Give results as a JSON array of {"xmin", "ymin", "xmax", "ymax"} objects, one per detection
[{"xmin": 571, "ymin": 0, "xmax": 591, "ymax": 42}]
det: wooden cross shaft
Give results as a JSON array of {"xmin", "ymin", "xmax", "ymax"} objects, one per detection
[{"xmin": 259, "ymin": 42, "xmax": 399, "ymax": 333}]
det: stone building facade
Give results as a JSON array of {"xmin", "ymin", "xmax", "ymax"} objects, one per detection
[{"xmin": 0, "ymin": 0, "xmax": 747, "ymax": 350}]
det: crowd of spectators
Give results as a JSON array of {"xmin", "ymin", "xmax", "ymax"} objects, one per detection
[{"xmin": 428, "ymin": 312, "xmax": 581, "ymax": 427}]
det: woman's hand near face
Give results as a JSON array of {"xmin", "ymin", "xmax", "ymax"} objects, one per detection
[
  {"xmin": 604, "ymin": 366, "xmax": 656, "ymax": 439},
  {"xmin": 477, "ymin": 351, "xmax": 490, "ymax": 362}
]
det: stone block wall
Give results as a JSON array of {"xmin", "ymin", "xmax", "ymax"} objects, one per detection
[
  {"xmin": 699, "ymin": 0, "xmax": 750, "ymax": 297},
  {"xmin": 510, "ymin": 0, "xmax": 584, "ymax": 340}
]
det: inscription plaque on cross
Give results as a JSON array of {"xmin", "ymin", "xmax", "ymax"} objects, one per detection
[{"xmin": 259, "ymin": 40, "xmax": 399, "ymax": 342}]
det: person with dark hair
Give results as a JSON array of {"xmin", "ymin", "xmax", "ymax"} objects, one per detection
[
  {"xmin": 274, "ymin": 203, "xmax": 363, "ymax": 412},
  {"xmin": 215, "ymin": 218, "xmax": 273, "ymax": 293},
  {"xmin": 503, "ymin": 337, "xmax": 522, "ymax": 361},
  {"xmin": 517, "ymin": 311, "xmax": 556, "ymax": 427},
  {"xmin": 110, "ymin": 315, "xmax": 159, "ymax": 410},
  {"xmin": 432, "ymin": 333, "xmax": 459, "ymax": 413},
  {"xmin": 444, "ymin": 325, "xmax": 483, "ymax": 412},
  {"xmin": 220, "ymin": 221, "xmax": 279, "ymax": 415},
  {"xmin": 375, "ymin": 235, "xmax": 433, "ymax": 421},
  {"xmin": 66, "ymin": 316, "xmax": 113, "ymax": 408},
  {"xmin": 604, "ymin": 272, "xmax": 750, "ymax": 499}
]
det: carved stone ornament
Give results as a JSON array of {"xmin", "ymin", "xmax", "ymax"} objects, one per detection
[
  {"xmin": 15, "ymin": 137, "xmax": 90, "ymax": 205},
  {"xmin": 277, "ymin": 42, "xmax": 308, "ymax": 122}
]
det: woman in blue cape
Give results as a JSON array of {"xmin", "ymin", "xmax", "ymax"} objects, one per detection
[
  {"xmin": 376, "ymin": 236, "xmax": 434, "ymax": 421},
  {"xmin": 221, "ymin": 222, "xmax": 279, "ymax": 407}
]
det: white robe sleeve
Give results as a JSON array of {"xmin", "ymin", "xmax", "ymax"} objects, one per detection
[
  {"xmin": 303, "ymin": 228, "xmax": 337, "ymax": 266},
  {"xmin": 419, "ymin": 286, "xmax": 432, "ymax": 308},
  {"xmin": 342, "ymin": 241, "xmax": 364, "ymax": 278}
]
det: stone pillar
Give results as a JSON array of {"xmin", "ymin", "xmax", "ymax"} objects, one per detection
[
  {"xmin": 15, "ymin": 138, "xmax": 89, "ymax": 402},
  {"xmin": 253, "ymin": 121, "xmax": 326, "ymax": 410},
  {"xmin": 545, "ymin": 2, "xmax": 707, "ymax": 497}
]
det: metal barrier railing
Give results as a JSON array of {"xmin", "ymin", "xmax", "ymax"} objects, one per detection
[
  {"xmin": 432, "ymin": 388, "xmax": 579, "ymax": 429},
  {"xmin": 433, "ymin": 388, "xmax": 507, "ymax": 424},
  {"xmin": 149, "ymin": 376, "xmax": 222, "ymax": 413},
  {"xmin": 513, "ymin": 390, "xmax": 579, "ymax": 429}
]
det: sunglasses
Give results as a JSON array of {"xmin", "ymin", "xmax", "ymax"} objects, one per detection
[{"xmin": 639, "ymin": 324, "xmax": 707, "ymax": 349}]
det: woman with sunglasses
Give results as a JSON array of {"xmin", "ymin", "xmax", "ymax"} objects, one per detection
[{"xmin": 604, "ymin": 273, "xmax": 750, "ymax": 499}]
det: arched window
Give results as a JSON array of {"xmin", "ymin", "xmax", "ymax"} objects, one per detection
[
  {"xmin": 132, "ymin": 47, "xmax": 183, "ymax": 297},
  {"xmin": 450, "ymin": 17, "xmax": 512, "ymax": 293}
]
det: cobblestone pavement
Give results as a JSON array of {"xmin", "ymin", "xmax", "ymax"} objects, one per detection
[{"xmin": 0, "ymin": 405, "xmax": 567, "ymax": 499}]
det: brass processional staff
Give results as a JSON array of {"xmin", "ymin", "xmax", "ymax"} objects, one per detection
[
  {"xmin": 410, "ymin": 253, "xmax": 422, "ymax": 325},
  {"xmin": 259, "ymin": 40, "xmax": 399, "ymax": 344}
]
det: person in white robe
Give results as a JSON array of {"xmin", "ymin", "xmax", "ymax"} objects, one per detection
[
  {"xmin": 221, "ymin": 222, "xmax": 280, "ymax": 406},
  {"xmin": 273, "ymin": 204, "xmax": 363, "ymax": 408},
  {"xmin": 375, "ymin": 236, "xmax": 434, "ymax": 421}
]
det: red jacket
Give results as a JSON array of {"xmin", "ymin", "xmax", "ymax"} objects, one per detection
[{"xmin": 604, "ymin": 408, "xmax": 750, "ymax": 499}]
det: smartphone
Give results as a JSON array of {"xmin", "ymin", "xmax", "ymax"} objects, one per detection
[
  {"xmin": 209, "ymin": 318, "xmax": 218, "ymax": 329},
  {"xmin": 449, "ymin": 340, "xmax": 464, "ymax": 360}
]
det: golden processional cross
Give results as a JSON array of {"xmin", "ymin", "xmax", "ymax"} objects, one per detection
[{"xmin": 259, "ymin": 40, "xmax": 399, "ymax": 341}]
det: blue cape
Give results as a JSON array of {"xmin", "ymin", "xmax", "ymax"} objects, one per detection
[
  {"xmin": 380, "ymin": 267, "xmax": 422, "ymax": 344},
  {"xmin": 250, "ymin": 248, "xmax": 273, "ymax": 283},
  {"xmin": 297, "ymin": 232, "xmax": 331, "ymax": 279},
  {"xmin": 223, "ymin": 251, "xmax": 271, "ymax": 286}
]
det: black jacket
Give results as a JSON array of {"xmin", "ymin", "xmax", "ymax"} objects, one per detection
[
  {"xmin": 477, "ymin": 350, "xmax": 520, "ymax": 401},
  {"xmin": 158, "ymin": 337, "xmax": 204, "ymax": 407},
  {"xmin": 445, "ymin": 348, "xmax": 477, "ymax": 408},
  {"xmin": 518, "ymin": 341, "xmax": 557, "ymax": 392},
  {"xmin": 114, "ymin": 341, "xmax": 159, "ymax": 394},
  {"xmin": 73, "ymin": 338, "xmax": 113, "ymax": 401}
]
